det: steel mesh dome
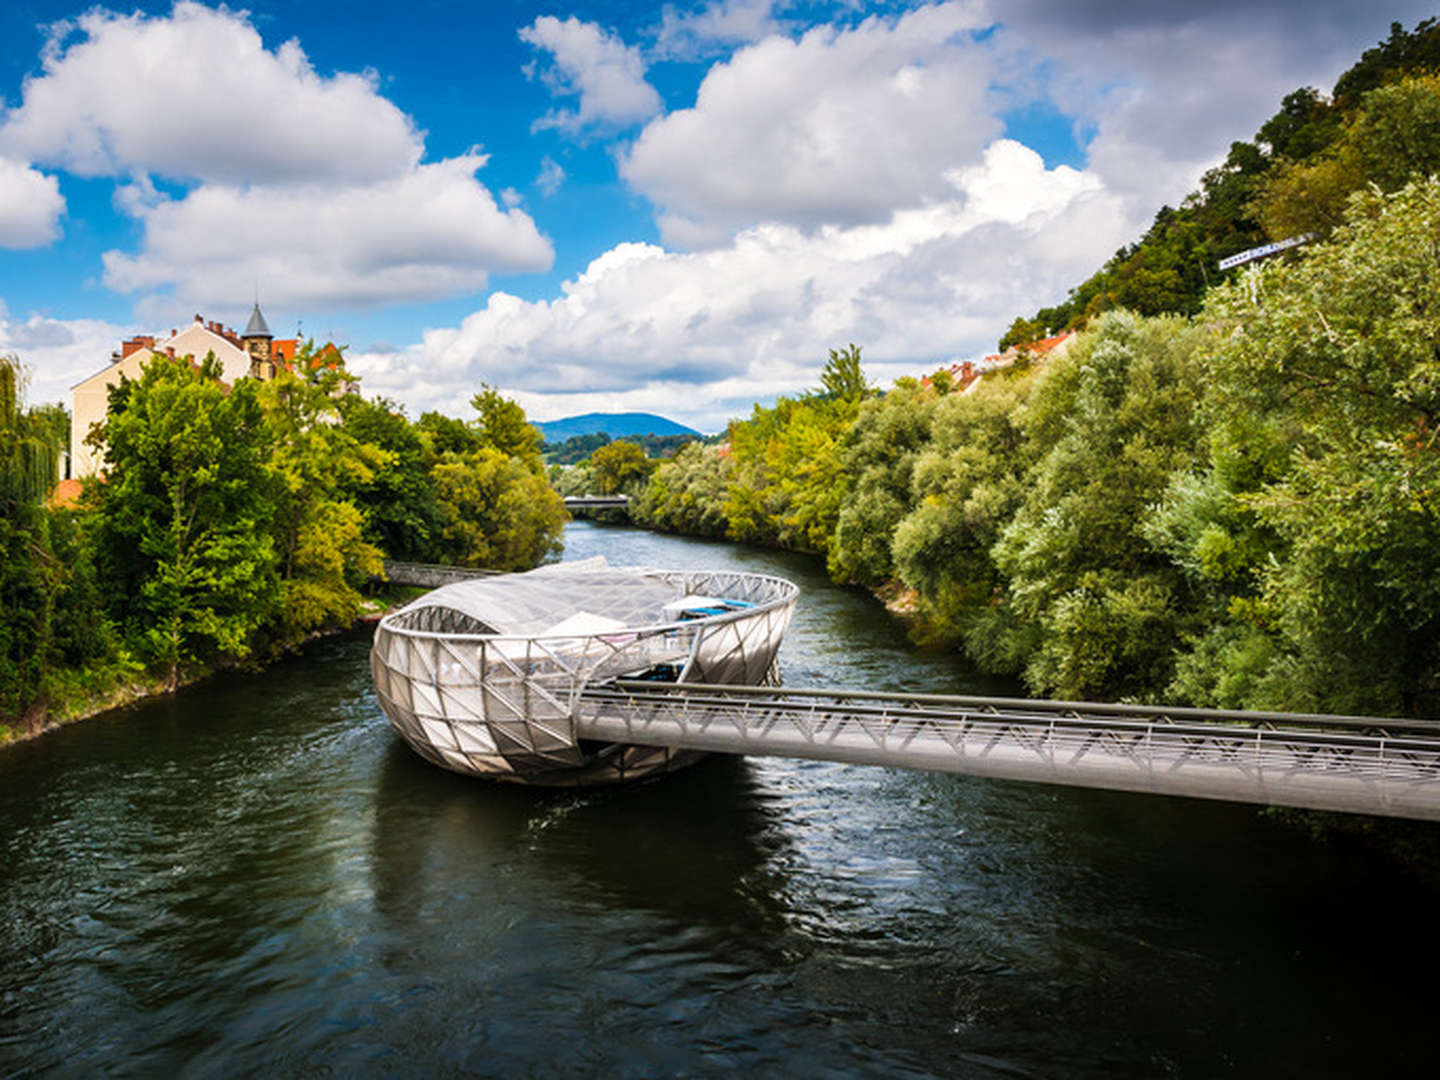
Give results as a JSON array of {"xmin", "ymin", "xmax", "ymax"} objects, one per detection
[{"xmin": 370, "ymin": 558, "xmax": 798, "ymax": 785}]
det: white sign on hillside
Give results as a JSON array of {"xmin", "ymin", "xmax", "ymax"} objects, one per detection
[{"xmin": 1218, "ymin": 234, "xmax": 1313, "ymax": 271}]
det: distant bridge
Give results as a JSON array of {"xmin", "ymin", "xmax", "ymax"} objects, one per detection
[
  {"xmin": 578, "ymin": 681, "xmax": 1440, "ymax": 821},
  {"xmin": 383, "ymin": 561, "xmax": 499, "ymax": 588},
  {"xmin": 564, "ymin": 494, "xmax": 630, "ymax": 512}
]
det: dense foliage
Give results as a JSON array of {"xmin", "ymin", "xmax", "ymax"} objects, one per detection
[
  {"xmin": 636, "ymin": 181, "xmax": 1440, "ymax": 716},
  {"xmin": 544, "ymin": 431, "xmax": 696, "ymax": 465},
  {"xmin": 0, "ymin": 349, "xmax": 565, "ymax": 730}
]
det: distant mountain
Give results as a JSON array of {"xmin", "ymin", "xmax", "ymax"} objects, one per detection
[{"xmin": 536, "ymin": 412, "xmax": 700, "ymax": 442}]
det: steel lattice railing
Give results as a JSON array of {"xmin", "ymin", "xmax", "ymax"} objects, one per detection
[{"xmin": 576, "ymin": 682, "xmax": 1440, "ymax": 820}]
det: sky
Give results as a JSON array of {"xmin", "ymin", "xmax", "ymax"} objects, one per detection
[{"xmin": 0, "ymin": 1, "xmax": 1433, "ymax": 432}]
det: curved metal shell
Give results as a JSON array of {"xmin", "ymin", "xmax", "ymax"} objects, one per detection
[{"xmin": 370, "ymin": 564, "xmax": 798, "ymax": 785}]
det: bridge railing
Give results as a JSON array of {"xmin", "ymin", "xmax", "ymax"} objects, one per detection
[
  {"xmin": 576, "ymin": 681, "xmax": 1440, "ymax": 820},
  {"xmin": 382, "ymin": 561, "xmax": 501, "ymax": 588}
]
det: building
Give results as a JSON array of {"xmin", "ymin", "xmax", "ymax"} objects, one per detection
[
  {"xmin": 920, "ymin": 330, "xmax": 1078, "ymax": 396},
  {"xmin": 69, "ymin": 303, "xmax": 300, "ymax": 479}
]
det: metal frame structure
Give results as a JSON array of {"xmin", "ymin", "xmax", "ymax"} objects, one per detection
[
  {"xmin": 370, "ymin": 562, "xmax": 798, "ymax": 785},
  {"xmin": 577, "ymin": 682, "xmax": 1440, "ymax": 820}
]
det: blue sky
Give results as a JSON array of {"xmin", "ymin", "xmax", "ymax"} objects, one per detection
[{"xmin": 0, "ymin": 1, "xmax": 1432, "ymax": 431}]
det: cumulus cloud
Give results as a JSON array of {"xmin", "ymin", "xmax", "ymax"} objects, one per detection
[
  {"xmin": 0, "ymin": 2, "xmax": 420, "ymax": 185},
  {"xmin": 102, "ymin": 154, "xmax": 553, "ymax": 310},
  {"xmin": 519, "ymin": 15, "xmax": 663, "ymax": 135},
  {"xmin": 0, "ymin": 158, "xmax": 65, "ymax": 248},
  {"xmin": 622, "ymin": 1, "xmax": 995, "ymax": 247},
  {"xmin": 985, "ymin": 0, "xmax": 1440, "ymax": 212},
  {"xmin": 0, "ymin": 4, "xmax": 552, "ymax": 311},
  {"xmin": 349, "ymin": 141, "xmax": 1129, "ymax": 431},
  {"xmin": 652, "ymin": 0, "xmax": 787, "ymax": 59},
  {"xmin": 0, "ymin": 303, "xmax": 132, "ymax": 406}
]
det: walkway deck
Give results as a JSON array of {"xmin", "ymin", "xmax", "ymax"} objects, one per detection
[{"xmin": 578, "ymin": 681, "xmax": 1440, "ymax": 820}]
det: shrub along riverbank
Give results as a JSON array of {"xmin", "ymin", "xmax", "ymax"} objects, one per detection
[
  {"xmin": 0, "ymin": 347, "xmax": 564, "ymax": 741},
  {"xmin": 636, "ymin": 179, "xmax": 1440, "ymax": 721}
]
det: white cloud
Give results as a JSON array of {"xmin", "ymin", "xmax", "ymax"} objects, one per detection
[
  {"xmin": 652, "ymin": 0, "xmax": 786, "ymax": 59},
  {"xmin": 0, "ymin": 4, "xmax": 552, "ymax": 312},
  {"xmin": 536, "ymin": 156, "xmax": 566, "ymax": 196},
  {"xmin": 349, "ymin": 140, "xmax": 1129, "ymax": 432},
  {"xmin": 102, "ymin": 154, "xmax": 553, "ymax": 310},
  {"xmin": 622, "ymin": 1, "xmax": 995, "ymax": 247},
  {"xmin": 519, "ymin": 16, "xmax": 663, "ymax": 135},
  {"xmin": 0, "ymin": 304, "xmax": 131, "ymax": 406},
  {"xmin": 0, "ymin": 158, "xmax": 64, "ymax": 248},
  {"xmin": 0, "ymin": 2, "xmax": 420, "ymax": 185},
  {"xmin": 984, "ymin": 1, "xmax": 1440, "ymax": 214}
]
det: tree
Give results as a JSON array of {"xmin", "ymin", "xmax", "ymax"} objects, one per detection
[
  {"xmin": 1256, "ymin": 75, "xmax": 1440, "ymax": 240},
  {"xmin": 983, "ymin": 312, "xmax": 1210, "ymax": 699},
  {"xmin": 91, "ymin": 353, "xmax": 279, "ymax": 690},
  {"xmin": 338, "ymin": 395, "xmax": 443, "ymax": 561},
  {"xmin": 418, "ymin": 410, "xmax": 483, "ymax": 457},
  {"xmin": 0, "ymin": 355, "xmax": 55, "ymax": 722},
  {"xmin": 829, "ymin": 378, "xmax": 943, "ymax": 586},
  {"xmin": 432, "ymin": 449, "xmax": 566, "ymax": 570},
  {"xmin": 817, "ymin": 344, "xmax": 874, "ymax": 402},
  {"xmin": 634, "ymin": 441, "xmax": 733, "ymax": 538},
  {"xmin": 588, "ymin": 439, "xmax": 655, "ymax": 495},
  {"xmin": 260, "ymin": 348, "xmax": 386, "ymax": 646},
  {"xmin": 1197, "ymin": 178, "xmax": 1440, "ymax": 715},
  {"xmin": 471, "ymin": 384, "xmax": 543, "ymax": 461},
  {"xmin": 429, "ymin": 387, "xmax": 565, "ymax": 570}
]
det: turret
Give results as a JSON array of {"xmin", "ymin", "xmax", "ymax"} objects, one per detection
[{"xmin": 242, "ymin": 302, "xmax": 274, "ymax": 377}]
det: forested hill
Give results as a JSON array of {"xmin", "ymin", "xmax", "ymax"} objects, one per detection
[
  {"xmin": 1000, "ymin": 17, "xmax": 1440, "ymax": 351},
  {"xmin": 536, "ymin": 412, "xmax": 699, "ymax": 442}
]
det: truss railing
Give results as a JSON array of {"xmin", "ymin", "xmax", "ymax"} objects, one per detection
[{"xmin": 576, "ymin": 681, "xmax": 1440, "ymax": 821}]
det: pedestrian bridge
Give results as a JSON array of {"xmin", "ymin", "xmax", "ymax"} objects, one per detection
[
  {"xmin": 577, "ymin": 680, "xmax": 1440, "ymax": 821},
  {"xmin": 563, "ymin": 495, "xmax": 630, "ymax": 512}
]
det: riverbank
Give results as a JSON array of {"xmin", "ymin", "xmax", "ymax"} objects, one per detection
[{"xmin": 0, "ymin": 588, "xmax": 420, "ymax": 749}]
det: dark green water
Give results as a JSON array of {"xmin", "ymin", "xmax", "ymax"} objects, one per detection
[{"xmin": 2, "ymin": 521, "xmax": 1437, "ymax": 1077}]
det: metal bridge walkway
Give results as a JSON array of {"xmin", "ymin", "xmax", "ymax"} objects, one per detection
[{"xmin": 578, "ymin": 681, "xmax": 1440, "ymax": 821}]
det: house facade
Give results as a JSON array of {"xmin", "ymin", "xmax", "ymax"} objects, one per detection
[{"xmin": 69, "ymin": 304, "xmax": 297, "ymax": 479}]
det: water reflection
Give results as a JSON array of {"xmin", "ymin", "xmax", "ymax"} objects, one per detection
[{"xmin": 371, "ymin": 741, "xmax": 793, "ymax": 952}]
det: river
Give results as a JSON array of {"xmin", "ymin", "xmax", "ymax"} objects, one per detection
[{"xmin": 2, "ymin": 521, "xmax": 1437, "ymax": 1077}]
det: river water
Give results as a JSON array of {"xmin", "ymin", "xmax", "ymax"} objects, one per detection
[{"xmin": 2, "ymin": 521, "xmax": 1437, "ymax": 1077}]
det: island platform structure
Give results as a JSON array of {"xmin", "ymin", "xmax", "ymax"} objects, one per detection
[{"xmin": 370, "ymin": 559, "xmax": 799, "ymax": 785}]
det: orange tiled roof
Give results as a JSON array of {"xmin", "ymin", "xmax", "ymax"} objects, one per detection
[
  {"xmin": 1024, "ymin": 331, "xmax": 1075, "ymax": 355},
  {"xmin": 48, "ymin": 478, "xmax": 82, "ymax": 509}
]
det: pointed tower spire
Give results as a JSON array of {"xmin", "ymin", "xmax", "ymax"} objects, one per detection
[
  {"xmin": 243, "ymin": 302, "xmax": 272, "ymax": 340},
  {"xmin": 242, "ymin": 301, "xmax": 274, "ymax": 377}
]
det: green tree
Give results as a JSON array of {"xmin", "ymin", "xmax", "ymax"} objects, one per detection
[
  {"xmin": 418, "ymin": 410, "xmax": 483, "ymax": 457},
  {"xmin": 338, "ymin": 395, "xmax": 444, "ymax": 561},
  {"xmin": 1256, "ymin": 75, "xmax": 1440, "ymax": 240},
  {"xmin": 588, "ymin": 439, "xmax": 655, "ymax": 495},
  {"xmin": 888, "ymin": 368, "xmax": 1040, "ymax": 651},
  {"xmin": 829, "ymin": 377, "xmax": 943, "ymax": 586},
  {"xmin": 0, "ymin": 355, "xmax": 56, "ymax": 722},
  {"xmin": 432, "ymin": 449, "xmax": 566, "ymax": 569},
  {"xmin": 471, "ymin": 384, "xmax": 543, "ymax": 461},
  {"xmin": 818, "ymin": 344, "xmax": 874, "ymax": 402},
  {"xmin": 634, "ymin": 441, "xmax": 734, "ymax": 538},
  {"xmin": 1196, "ymin": 178, "xmax": 1440, "ymax": 715},
  {"xmin": 260, "ymin": 348, "xmax": 386, "ymax": 646},
  {"xmin": 984, "ymin": 312, "xmax": 1209, "ymax": 699},
  {"xmin": 91, "ymin": 353, "xmax": 280, "ymax": 690}
]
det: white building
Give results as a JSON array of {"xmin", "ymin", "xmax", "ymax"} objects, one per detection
[{"xmin": 69, "ymin": 305, "xmax": 288, "ymax": 479}]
